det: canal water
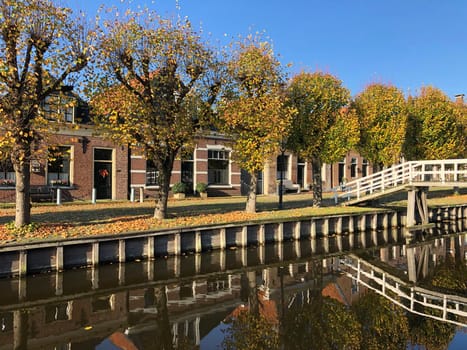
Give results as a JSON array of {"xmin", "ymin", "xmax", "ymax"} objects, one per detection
[{"xmin": 0, "ymin": 226, "xmax": 466, "ymax": 349}]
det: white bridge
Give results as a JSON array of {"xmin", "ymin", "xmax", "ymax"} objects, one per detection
[
  {"xmin": 340, "ymin": 254, "xmax": 467, "ymax": 327},
  {"xmin": 338, "ymin": 159, "xmax": 467, "ymax": 228}
]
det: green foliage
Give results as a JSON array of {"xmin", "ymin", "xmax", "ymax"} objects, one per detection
[
  {"xmin": 195, "ymin": 182, "xmax": 208, "ymax": 193},
  {"xmin": 353, "ymin": 291, "xmax": 409, "ymax": 350},
  {"xmin": 222, "ymin": 312, "xmax": 280, "ymax": 350},
  {"xmin": 404, "ymin": 86, "xmax": 465, "ymax": 160},
  {"xmin": 352, "ymin": 83, "xmax": 408, "ymax": 168},
  {"xmin": 171, "ymin": 182, "xmax": 187, "ymax": 194}
]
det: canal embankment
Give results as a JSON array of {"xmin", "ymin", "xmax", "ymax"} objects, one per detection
[{"xmin": 0, "ymin": 191, "xmax": 465, "ymax": 277}]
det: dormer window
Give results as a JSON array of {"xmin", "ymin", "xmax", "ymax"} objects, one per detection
[{"xmin": 42, "ymin": 94, "xmax": 75, "ymax": 123}]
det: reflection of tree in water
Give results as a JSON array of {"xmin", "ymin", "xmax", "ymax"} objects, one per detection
[
  {"xmin": 282, "ymin": 295, "xmax": 361, "ymax": 350},
  {"xmin": 407, "ymin": 253, "xmax": 463, "ymax": 350},
  {"xmin": 223, "ymin": 312, "xmax": 280, "ymax": 350},
  {"xmin": 129, "ymin": 286, "xmax": 196, "ymax": 350},
  {"xmin": 222, "ymin": 253, "xmax": 465, "ymax": 350},
  {"xmin": 429, "ymin": 255, "xmax": 467, "ymax": 295},
  {"xmin": 408, "ymin": 314, "xmax": 456, "ymax": 350},
  {"xmin": 353, "ymin": 291, "xmax": 409, "ymax": 350},
  {"xmin": 224, "ymin": 271, "xmax": 280, "ymax": 350}
]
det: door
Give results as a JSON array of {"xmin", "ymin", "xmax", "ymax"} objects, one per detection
[{"xmin": 94, "ymin": 149, "xmax": 113, "ymax": 200}]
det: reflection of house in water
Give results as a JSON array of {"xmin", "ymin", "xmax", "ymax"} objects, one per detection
[{"xmin": 0, "ymin": 234, "xmax": 465, "ymax": 349}]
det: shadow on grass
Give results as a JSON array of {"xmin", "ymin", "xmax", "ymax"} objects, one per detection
[
  {"xmin": 0, "ymin": 194, "xmax": 317, "ymax": 225},
  {"xmin": 0, "ymin": 188, "xmax": 462, "ymax": 226}
]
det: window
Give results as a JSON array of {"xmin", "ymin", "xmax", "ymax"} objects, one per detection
[
  {"xmin": 350, "ymin": 158, "xmax": 357, "ymax": 178},
  {"xmin": 42, "ymin": 95, "xmax": 75, "ymax": 123},
  {"xmin": 146, "ymin": 160, "xmax": 160, "ymax": 186},
  {"xmin": 47, "ymin": 146, "xmax": 71, "ymax": 186},
  {"xmin": 208, "ymin": 150, "xmax": 229, "ymax": 185},
  {"xmin": 362, "ymin": 158, "xmax": 369, "ymax": 177},
  {"xmin": 0, "ymin": 159, "xmax": 15, "ymax": 186},
  {"xmin": 277, "ymin": 154, "xmax": 289, "ymax": 179}
]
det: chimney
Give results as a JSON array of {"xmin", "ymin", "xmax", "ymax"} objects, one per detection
[{"xmin": 455, "ymin": 94, "xmax": 464, "ymax": 104}]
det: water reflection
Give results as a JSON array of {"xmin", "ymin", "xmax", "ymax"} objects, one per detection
[{"xmin": 0, "ymin": 227, "xmax": 465, "ymax": 349}]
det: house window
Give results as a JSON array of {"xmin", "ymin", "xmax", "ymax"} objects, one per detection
[
  {"xmin": 42, "ymin": 95, "xmax": 75, "ymax": 123},
  {"xmin": 0, "ymin": 159, "xmax": 15, "ymax": 186},
  {"xmin": 208, "ymin": 150, "xmax": 229, "ymax": 185},
  {"xmin": 362, "ymin": 158, "xmax": 369, "ymax": 177},
  {"xmin": 64, "ymin": 104, "xmax": 74, "ymax": 123},
  {"xmin": 350, "ymin": 158, "xmax": 357, "ymax": 178},
  {"xmin": 47, "ymin": 146, "xmax": 71, "ymax": 186},
  {"xmin": 146, "ymin": 160, "xmax": 160, "ymax": 186},
  {"xmin": 277, "ymin": 154, "xmax": 289, "ymax": 179}
]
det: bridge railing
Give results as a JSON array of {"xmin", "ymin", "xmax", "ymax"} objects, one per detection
[
  {"xmin": 339, "ymin": 159, "xmax": 467, "ymax": 202},
  {"xmin": 340, "ymin": 255, "xmax": 467, "ymax": 327}
]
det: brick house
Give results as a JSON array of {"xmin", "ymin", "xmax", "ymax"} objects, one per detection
[{"xmin": 0, "ymin": 89, "xmax": 372, "ymax": 202}]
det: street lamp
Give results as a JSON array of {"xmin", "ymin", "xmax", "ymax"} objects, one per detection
[{"xmin": 278, "ymin": 137, "xmax": 287, "ymax": 210}]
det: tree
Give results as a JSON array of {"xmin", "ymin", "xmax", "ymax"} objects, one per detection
[
  {"xmin": 454, "ymin": 97, "xmax": 467, "ymax": 158},
  {"xmin": 352, "ymin": 83, "xmax": 407, "ymax": 170},
  {"xmin": 286, "ymin": 71, "xmax": 358, "ymax": 206},
  {"xmin": 91, "ymin": 8, "xmax": 219, "ymax": 219},
  {"xmin": 218, "ymin": 37, "xmax": 294, "ymax": 213},
  {"xmin": 404, "ymin": 86, "xmax": 465, "ymax": 160},
  {"xmin": 0, "ymin": 0, "xmax": 91, "ymax": 227}
]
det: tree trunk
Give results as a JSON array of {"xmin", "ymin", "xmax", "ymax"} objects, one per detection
[
  {"xmin": 245, "ymin": 171, "xmax": 258, "ymax": 213},
  {"xmin": 14, "ymin": 161, "xmax": 31, "ymax": 227},
  {"xmin": 154, "ymin": 166, "xmax": 172, "ymax": 220},
  {"xmin": 153, "ymin": 150, "xmax": 176, "ymax": 220},
  {"xmin": 311, "ymin": 157, "xmax": 322, "ymax": 207}
]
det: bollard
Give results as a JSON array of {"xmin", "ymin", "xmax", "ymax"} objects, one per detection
[
  {"xmin": 56, "ymin": 188, "xmax": 61, "ymax": 205},
  {"xmin": 130, "ymin": 187, "xmax": 135, "ymax": 202},
  {"xmin": 92, "ymin": 188, "xmax": 96, "ymax": 204}
]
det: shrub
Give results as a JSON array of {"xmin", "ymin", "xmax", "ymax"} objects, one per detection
[
  {"xmin": 172, "ymin": 182, "xmax": 187, "ymax": 194},
  {"xmin": 196, "ymin": 182, "xmax": 208, "ymax": 193}
]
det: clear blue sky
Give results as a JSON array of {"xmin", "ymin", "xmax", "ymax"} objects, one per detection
[{"xmin": 68, "ymin": 0, "xmax": 467, "ymax": 99}]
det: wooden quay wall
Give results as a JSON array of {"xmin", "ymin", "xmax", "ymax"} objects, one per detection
[{"xmin": 0, "ymin": 204, "xmax": 465, "ymax": 277}]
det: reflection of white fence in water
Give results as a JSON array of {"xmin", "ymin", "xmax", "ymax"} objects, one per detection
[
  {"xmin": 339, "ymin": 159, "xmax": 467, "ymax": 204},
  {"xmin": 340, "ymin": 254, "xmax": 467, "ymax": 327}
]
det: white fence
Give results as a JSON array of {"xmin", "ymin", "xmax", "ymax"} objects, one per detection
[
  {"xmin": 340, "ymin": 255, "xmax": 467, "ymax": 327},
  {"xmin": 339, "ymin": 159, "xmax": 467, "ymax": 203}
]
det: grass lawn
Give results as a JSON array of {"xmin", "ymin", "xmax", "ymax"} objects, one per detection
[{"xmin": 0, "ymin": 189, "xmax": 465, "ymax": 244}]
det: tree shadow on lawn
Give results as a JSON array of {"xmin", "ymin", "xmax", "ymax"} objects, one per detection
[{"xmin": 0, "ymin": 195, "xmax": 320, "ymax": 226}]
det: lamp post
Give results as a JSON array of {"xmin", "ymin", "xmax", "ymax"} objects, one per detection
[{"xmin": 278, "ymin": 138, "xmax": 287, "ymax": 210}]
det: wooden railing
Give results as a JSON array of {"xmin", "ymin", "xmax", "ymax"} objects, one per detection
[
  {"xmin": 340, "ymin": 255, "xmax": 467, "ymax": 327},
  {"xmin": 338, "ymin": 159, "xmax": 467, "ymax": 204}
]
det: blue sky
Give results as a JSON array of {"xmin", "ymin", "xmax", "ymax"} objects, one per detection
[{"xmin": 68, "ymin": 0, "xmax": 467, "ymax": 98}]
